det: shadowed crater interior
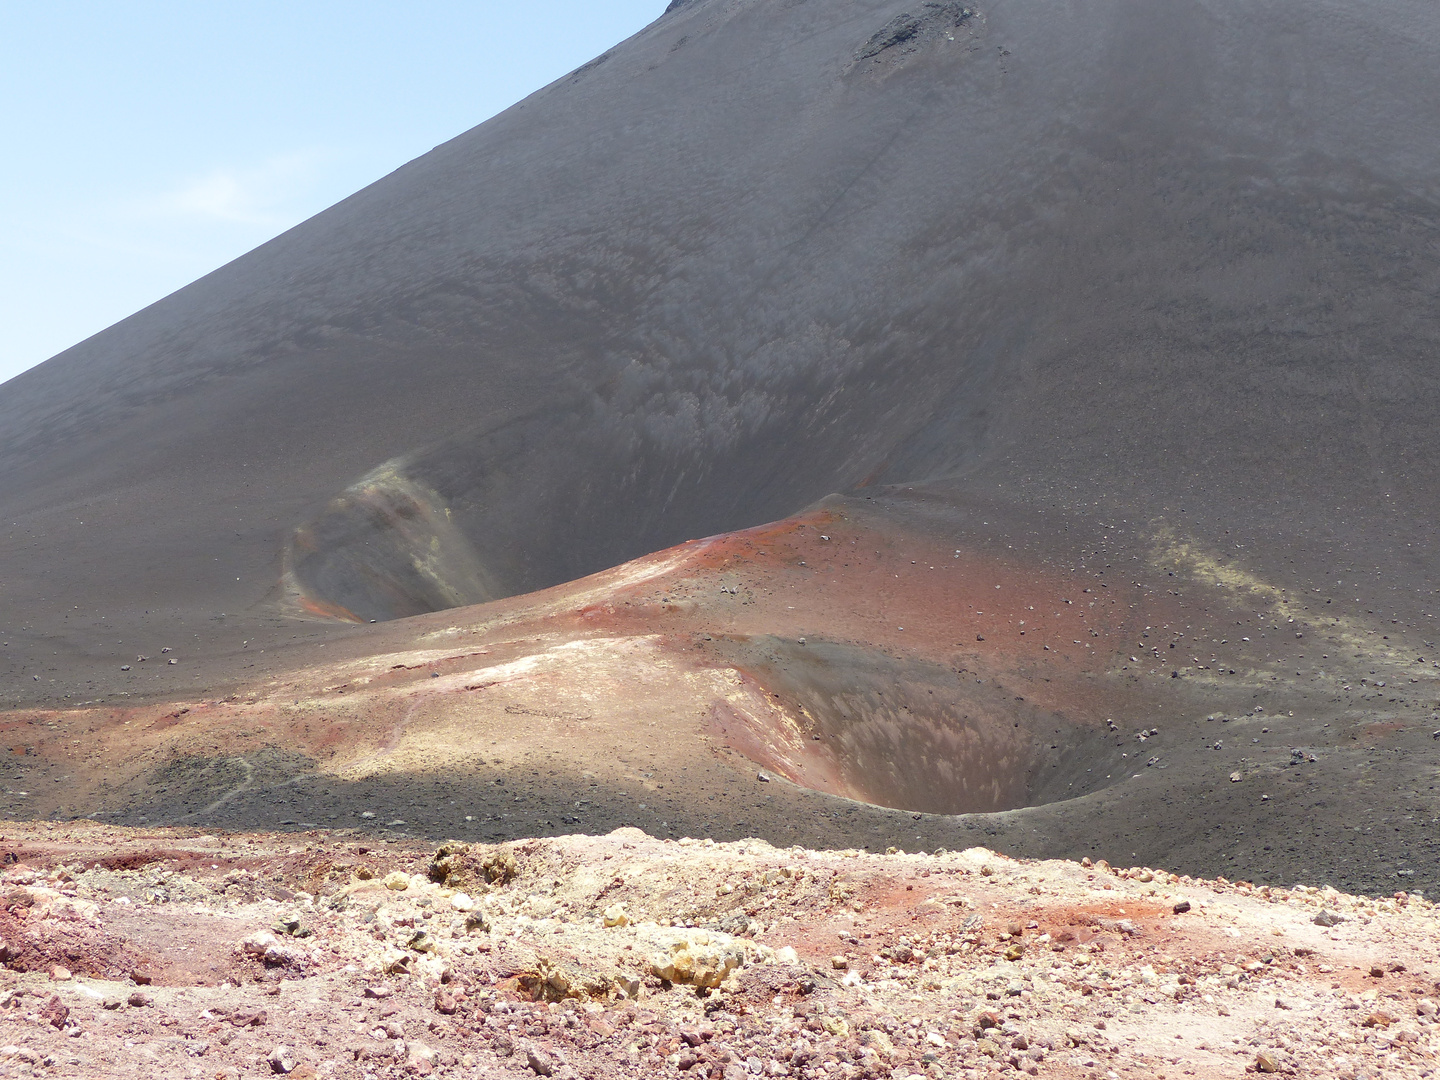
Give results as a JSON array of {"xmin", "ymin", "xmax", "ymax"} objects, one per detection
[{"xmin": 707, "ymin": 637, "xmax": 1128, "ymax": 816}]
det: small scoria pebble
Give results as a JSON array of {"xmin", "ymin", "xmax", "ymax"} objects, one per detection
[
  {"xmin": 269, "ymin": 1045, "xmax": 296, "ymax": 1074},
  {"xmin": 39, "ymin": 995, "xmax": 68, "ymax": 1030},
  {"xmin": 1173, "ymin": 900, "xmax": 1191, "ymax": 914}
]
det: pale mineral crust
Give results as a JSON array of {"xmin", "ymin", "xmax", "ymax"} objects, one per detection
[{"xmin": 0, "ymin": 821, "xmax": 1434, "ymax": 1079}]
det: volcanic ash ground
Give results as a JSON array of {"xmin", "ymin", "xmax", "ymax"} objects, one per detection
[{"xmin": 0, "ymin": 822, "xmax": 1436, "ymax": 1079}]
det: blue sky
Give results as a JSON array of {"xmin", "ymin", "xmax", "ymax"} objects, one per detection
[{"xmin": 0, "ymin": 1, "xmax": 664, "ymax": 386}]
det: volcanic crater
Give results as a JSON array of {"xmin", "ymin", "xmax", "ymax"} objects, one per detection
[
  {"xmin": 1, "ymin": 0, "xmax": 1438, "ymax": 906},
  {"xmin": 704, "ymin": 635, "xmax": 1128, "ymax": 816}
]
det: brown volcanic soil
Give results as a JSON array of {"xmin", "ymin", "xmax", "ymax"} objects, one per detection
[
  {"xmin": 0, "ymin": 820, "xmax": 1435, "ymax": 1079},
  {"xmin": 1, "ymin": 492, "xmax": 1435, "ymax": 902}
]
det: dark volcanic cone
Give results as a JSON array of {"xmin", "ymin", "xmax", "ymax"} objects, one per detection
[
  {"xmin": 3, "ymin": 0, "xmax": 1438, "ymax": 640},
  {"xmin": 1, "ymin": 1, "xmax": 1438, "ymax": 889}
]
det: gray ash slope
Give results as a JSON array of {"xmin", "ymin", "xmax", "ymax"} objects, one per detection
[{"xmin": 3, "ymin": 0, "xmax": 1439, "ymax": 632}]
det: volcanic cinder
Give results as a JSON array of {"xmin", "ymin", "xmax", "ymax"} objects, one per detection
[{"xmin": 1, "ymin": 0, "xmax": 1438, "ymax": 906}]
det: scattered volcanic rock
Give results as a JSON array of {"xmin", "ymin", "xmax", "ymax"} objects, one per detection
[{"xmin": 0, "ymin": 822, "xmax": 1431, "ymax": 1079}]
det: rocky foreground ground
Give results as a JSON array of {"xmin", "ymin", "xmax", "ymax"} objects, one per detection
[{"xmin": 0, "ymin": 822, "xmax": 1435, "ymax": 1079}]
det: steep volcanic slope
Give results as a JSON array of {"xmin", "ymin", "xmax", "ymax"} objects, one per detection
[{"xmin": 2, "ymin": 0, "xmax": 1438, "ymax": 655}]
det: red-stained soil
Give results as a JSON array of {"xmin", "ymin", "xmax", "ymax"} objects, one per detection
[
  {"xmin": 0, "ymin": 822, "xmax": 1434, "ymax": 1079},
  {"xmin": 0, "ymin": 494, "xmax": 1435, "ymax": 903}
]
